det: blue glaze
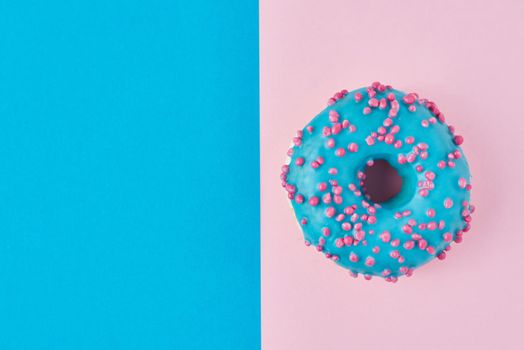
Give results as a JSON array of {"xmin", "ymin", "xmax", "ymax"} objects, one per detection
[{"xmin": 285, "ymin": 86, "xmax": 472, "ymax": 278}]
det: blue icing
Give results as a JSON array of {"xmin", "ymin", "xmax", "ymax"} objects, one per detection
[{"xmin": 285, "ymin": 86, "xmax": 472, "ymax": 279}]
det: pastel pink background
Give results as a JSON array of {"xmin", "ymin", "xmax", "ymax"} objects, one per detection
[{"xmin": 260, "ymin": 1, "xmax": 524, "ymax": 349}]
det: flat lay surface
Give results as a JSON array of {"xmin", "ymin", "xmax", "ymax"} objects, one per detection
[{"xmin": 261, "ymin": 0, "xmax": 524, "ymax": 349}]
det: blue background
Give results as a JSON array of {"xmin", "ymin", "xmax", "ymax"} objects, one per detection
[{"xmin": 0, "ymin": 1, "xmax": 260, "ymax": 349}]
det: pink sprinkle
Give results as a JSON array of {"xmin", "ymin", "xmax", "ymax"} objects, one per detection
[
  {"xmin": 335, "ymin": 148, "xmax": 346, "ymax": 157},
  {"xmin": 311, "ymin": 160, "xmax": 320, "ymax": 169},
  {"xmin": 408, "ymin": 105, "xmax": 416, "ymax": 112},
  {"xmin": 354, "ymin": 230, "xmax": 366, "ymax": 241},
  {"xmin": 419, "ymin": 189, "xmax": 429, "ymax": 197},
  {"xmin": 402, "ymin": 225, "xmax": 412, "ymax": 234},
  {"xmin": 427, "ymin": 208, "xmax": 436, "ymax": 217},
  {"xmin": 342, "ymin": 222, "xmax": 352, "ymax": 231},
  {"xmin": 348, "ymin": 143, "xmax": 359, "ymax": 152},
  {"xmin": 329, "ymin": 110, "xmax": 340, "ymax": 122},
  {"xmin": 458, "ymin": 178, "xmax": 467, "ymax": 188},
  {"xmin": 344, "ymin": 206, "xmax": 355, "ymax": 215},
  {"xmin": 331, "ymin": 123, "xmax": 342, "ymax": 134},
  {"xmin": 366, "ymin": 136, "xmax": 375, "ymax": 146},
  {"xmin": 363, "ymin": 107, "xmax": 372, "ymax": 115},
  {"xmin": 443, "ymin": 232, "xmax": 453, "ymax": 242},
  {"xmin": 349, "ymin": 252, "xmax": 359, "ymax": 262},
  {"xmin": 390, "ymin": 250, "xmax": 400, "ymax": 259},
  {"xmin": 427, "ymin": 222, "xmax": 437, "ymax": 230},
  {"xmin": 379, "ymin": 98, "xmax": 387, "ymax": 109},
  {"xmin": 325, "ymin": 207, "xmax": 336, "ymax": 218},
  {"xmin": 385, "ymin": 134, "xmax": 394, "ymax": 144},
  {"xmin": 301, "ymin": 218, "xmax": 307, "ymax": 225},
  {"xmin": 437, "ymin": 160, "xmax": 446, "ymax": 169},
  {"xmin": 387, "ymin": 93, "xmax": 395, "ymax": 101},
  {"xmin": 368, "ymin": 98, "xmax": 379, "ymax": 107},
  {"xmin": 390, "ymin": 125, "xmax": 400, "ymax": 134},
  {"xmin": 380, "ymin": 231, "xmax": 391, "ymax": 243},
  {"xmin": 418, "ymin": 239, "xmax": 428, "ymax": 250},
  {"xmin": 403, "ymin": 94, "xmax": 416, "ymax": 104},
  {"xmin": 354, "ymin": 92, "xmax": 363, "ymax": 102},
  {"xmin": 372, "ymin": 246, "xmax": 380, "ymax": 254},
  {"xmin": 344, "ymin": 236, "xmax": 354, "ymax": 246},
  {"xmin": 398, "ymin": 154, "xmax": 407, "ymax": 164},
  {"xmin": 403, "ymin": 240, "xmax": 415, "ymax": 250},
  {"xmin": 322, "ymin": 227, "xmax": 331, "ymax": 236},
  {"xmin": 426, "ymin": 246, "xmax": 436, "ymax": 255},
  {"xmin": 365, "ymin": 257, "xmax": 375, "ymax": 266},
  {"xmin": 349, "ymin": 125, "xmax": 357, "ymax": 133},
  {"xmin": 405, "ymin": 136, "xmax": 415, "ymax": 144},
  {"xmin": 454, "ymin": 135, "xmax": 464, "ymax": 145},
  {"xmin": 295, "ymin": 157, "xmax": 304, "ymax": 166},
  {"xmin": 444, "ymin": 198, "xmax": 453, "ymax": 209},
  {"xmin": 326, "ymin": 138, "xmax": 335, "ymax": 148},
  {"xmin": 425, "ymin": 171, "xmax": 436, "ymax": 180},
  {"xmin": 336, "ymin": 213, "xmax": 345, "ymax": 222},
  {"xmin": 367, "ymin": 216, "xmax": 377, "ymax": 224},
  {"xmin": 309, "ymin": 196, "xmax": 319, "ymax": 206},
  {"xmin": 335, "ymin": 238, "xmax": 344, "ymax": 248},
  {"xmin": 295, "ymin": 194, "xmax": 304, "ymax": 204}
]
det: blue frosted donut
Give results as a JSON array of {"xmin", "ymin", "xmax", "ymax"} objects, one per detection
[{"xmin": 280, "ymin": 82, "xmax": 474, "ymax": 282}]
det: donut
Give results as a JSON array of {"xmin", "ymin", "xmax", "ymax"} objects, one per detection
[{"xmin": 280, "ymin": 82, "xmax": 474, "ymax": 282}]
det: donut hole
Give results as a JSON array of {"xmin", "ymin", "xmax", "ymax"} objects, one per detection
[{"xmin": 362, "ymin": 159, "xmax": 403, "ymax": 204}]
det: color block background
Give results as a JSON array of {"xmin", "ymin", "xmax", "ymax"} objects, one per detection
[
  {"xmin": 0, "ymin": 1, "xmax": 259, "ymax": 349},
  {"xmin": 261, "ymin": 1, "xmax": 524, "ymax": 349}
]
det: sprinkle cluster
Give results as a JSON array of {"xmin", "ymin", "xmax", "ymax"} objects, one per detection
[{"xmin": 280, "ymin": 82, "xmax": 474, "ymax": 282}]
